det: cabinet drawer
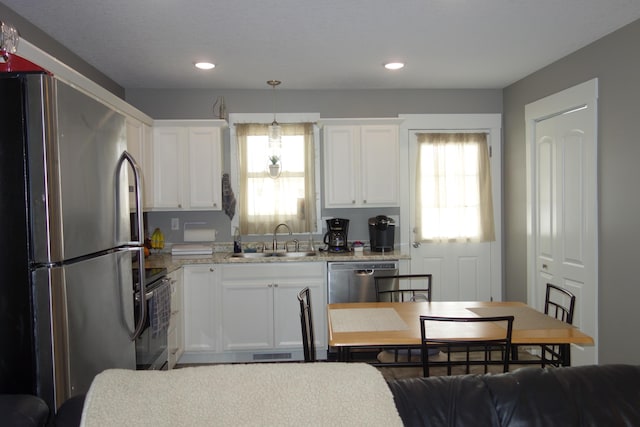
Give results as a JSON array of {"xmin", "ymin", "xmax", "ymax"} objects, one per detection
[{"xmin": 222, "ymin": 262, "xmax": 324, "ymax": 280}]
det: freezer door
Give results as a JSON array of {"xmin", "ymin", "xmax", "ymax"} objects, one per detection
[
  {"xmin": 34, "ymin": 250, "xmax": 136, "ymax": 409},
  {"xmin": 27, "ymin": 75, "xmax": 130, "ymax": 263}
]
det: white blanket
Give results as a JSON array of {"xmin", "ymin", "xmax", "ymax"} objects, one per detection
[{"xmin": 81, "ymin": 363, "xmax": 402, "ymax": 427}]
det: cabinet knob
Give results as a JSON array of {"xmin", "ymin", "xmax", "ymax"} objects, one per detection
[
  {"xmin": 363, "ymin": 199, "xmax": 367, "ymax": 204},
  {"xmin": 274, "ymin": 283, "xmax": 278, "ymax": 288},
  {"xmin": 209, "ymin": 268, "xmax": 215, "ymax": 272},
  {"xmin": 352, "ymin": 200, "xmax": 356, "ymax": 204}
]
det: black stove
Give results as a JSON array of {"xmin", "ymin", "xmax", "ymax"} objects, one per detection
[{"xmin": 132, "ymin": 267, "xmax": 168, "ymax": 291}]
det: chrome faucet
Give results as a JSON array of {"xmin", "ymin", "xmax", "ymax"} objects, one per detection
[{"xmin": 272, "ymin": 223, "xmax": 292, "ymax": 251}]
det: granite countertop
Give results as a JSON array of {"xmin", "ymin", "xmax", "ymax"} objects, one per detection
[{"xmin": 141, "ymin": 249, "xmax": 409, "ymax": 273}]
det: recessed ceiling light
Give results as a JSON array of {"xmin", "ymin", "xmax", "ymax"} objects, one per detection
[
  {"xmin": 195, "ymin": 62, "xmax": 215, "ymax": 70},
  {"xmin": 384, "ymin": 62, "xmax": 405, "ymax": 70}
]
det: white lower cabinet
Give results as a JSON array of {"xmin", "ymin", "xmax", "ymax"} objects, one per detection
[
  {"xmin": 167, "ymin": 268, "xmax": 184, "ymax": 368},
  {"xmin": 221, "ymin": 262, "xmax": 327, "ymax": 361},
  {"xmin": 180, "ymin": 261, "xmax": 327, "ymax": 363},
  {"xmin": 182, "ymin": 264, "xmax": 221, "ymax": 355}
]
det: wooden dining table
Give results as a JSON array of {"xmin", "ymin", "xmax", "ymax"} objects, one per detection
[{"xmin": 327, "ymin": 301, "xmax": 594, "ymax": 366}]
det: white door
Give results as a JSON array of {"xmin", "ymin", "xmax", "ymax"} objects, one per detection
[
  {"xmin": 400, "ymin": 114, "xmax": 502, "ymax": 302},
  {"xmin": 525, "ymin": 79, "xmax": 598, "ymax": 366}
]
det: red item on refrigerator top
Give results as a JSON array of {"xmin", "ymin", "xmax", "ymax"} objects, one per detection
[{"xmin": 0, "ymin": 53, "xmax": 49, "ymax": 73}]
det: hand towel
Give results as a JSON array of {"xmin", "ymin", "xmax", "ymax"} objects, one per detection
[
  {"xmin": 221, "ymin": 173, "xmax": 236, "ymax": 220},
  {"xmin": 149, "ymin": 283, "xmax": 171, "ymax": 338}
]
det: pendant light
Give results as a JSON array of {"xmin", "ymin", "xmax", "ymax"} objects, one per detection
[{"xmin": 267, "ymin": 80, "xmax": 282, "ymax": 149}]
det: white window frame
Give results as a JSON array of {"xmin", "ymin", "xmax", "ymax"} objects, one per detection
[{"xmin": 229, "ymin": 113, "xmax": 322, "ymax": 236}]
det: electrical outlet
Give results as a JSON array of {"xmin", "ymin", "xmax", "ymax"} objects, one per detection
[{"xmin": 171, "ymin": 218, "xmax": 179, "ymax": 230}]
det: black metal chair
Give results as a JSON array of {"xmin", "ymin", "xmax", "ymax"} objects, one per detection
[
  {"xmin": 541, "ymin": 283, "xmax": 576, "ymax": 367},
  {"xmin": 374, "ymin": 274, "xmax": 433, "ymax": 365},
  {"xmin": 511, "ymin": 283, "xmax": 577, "ymax": 367},
  {"xmin": 420, "ymin": 315, "xmax": 514, "ymax": 377},
  {"xmin": 297, "ymin": 287, "xmax": 316, "ymax": 362},
  {"xmin": 375, "ymin": 274, "xmax": 432, "ymax": 303}
]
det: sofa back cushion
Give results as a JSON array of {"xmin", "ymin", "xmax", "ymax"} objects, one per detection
[{"xmin": 387, "ymin": 365, "xmax": 640, "ymax": 427}]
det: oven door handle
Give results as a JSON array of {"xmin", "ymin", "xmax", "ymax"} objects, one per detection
[{"xmin": 136, "ymin": 277, "xmax": 171, "ymax": 302}]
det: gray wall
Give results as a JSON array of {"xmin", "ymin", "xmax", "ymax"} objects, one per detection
[
  {"xmin": 0, "ymin": 2, "xmax": 124, "ymax": 97},
  {"xmin": 127, "ymin": 88, "xmax": 502, "ymax": 245},
  {"xmin": 503, "ymin": 19, "xmax": 640, "ymax": 364},
  {"xmin": 125, "ymin": 88, "xmax": 502, "ymax": 119}
]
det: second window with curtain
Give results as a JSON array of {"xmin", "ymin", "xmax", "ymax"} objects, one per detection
[{"xmin": 415, "ymin": 132, "xmax": 495, "ymax": 243}]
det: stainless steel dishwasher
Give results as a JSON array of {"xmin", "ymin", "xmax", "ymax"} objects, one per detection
[{"xmin": 327, "ymin": 261, "xmax": 399, "ymax": 303}]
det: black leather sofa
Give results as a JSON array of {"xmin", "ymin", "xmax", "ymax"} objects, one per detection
[
  {"xmin": 5, "ymin": 364, "xmax": 640, "ymax": 426},
  {"xmin": 0, "ymin": 394, "xmax": 49, "ymax": 426},
  {"xmin": 387, "ymin": 364, "xmax": 640, "ymax": 426}
]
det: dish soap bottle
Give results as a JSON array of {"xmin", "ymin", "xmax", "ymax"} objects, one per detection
[{"xmin": 233, "ymin": 227, "xmax": 242, "ymax": 253}]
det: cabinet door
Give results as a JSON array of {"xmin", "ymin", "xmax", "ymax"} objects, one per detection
[
  {"xmin": 360, "ymin": 125, "xmax": 399, "ymax": 206},
  {"xmin": 142, "ymin": 123, "xmax": 154, "ymax": 209},
  {"xmin": 183, "ymin": 265, "xmax": 218, "ymax": 352},
  {"xmin": 188, "ymin": 127, "xmax": 222, "ymax": 210},
  {"xmin": 323, "ymin": 126, "xmax": 359, "ymax": 207},
  {"xmin": 153, "ymin": 127, "xmax": 185, "ymax": 209},
  {"xmin": 273, "ymin": 279, "xmax": 326, "ymax": 350},
  {"xmin": 126, "ymin": 119, "xmax": 155, "ymax": 210},
  {"xmin": 126, "ymin": 118, "xmax": 144, "ymax": 211},
  {"xmin": 221, "ymin": 280, "xmax": 273, "ymax": 351}
]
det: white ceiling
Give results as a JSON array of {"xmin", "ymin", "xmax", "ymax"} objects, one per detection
[{"xmin": 3, "ymin": 0, "xmax": 640, "ymax": 90}]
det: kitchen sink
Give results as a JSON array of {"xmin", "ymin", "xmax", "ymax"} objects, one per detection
[
  {"xmin": 230, "ymin": 252, "xmax": 272, "ymax": 258},
  {"xmin": 274, "ymin": 251, "xmax": 317, "ymax": 258},
  {"xmin": 230, "ymin": 251, "xmax": 317, "ymax": 259}
]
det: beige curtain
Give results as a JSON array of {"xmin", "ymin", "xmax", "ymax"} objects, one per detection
[
  {"xmin": 236, "ymin": 123, "xmax": 316, "ymax": 234},
  {"xmin": 415, "ymin": 132, "xmax": 495, "ymax": 242}
]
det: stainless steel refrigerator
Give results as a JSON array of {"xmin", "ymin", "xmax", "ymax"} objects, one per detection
[{"xmin": 0, "ymin": 72, "xmax": 146, "ymax": 410}]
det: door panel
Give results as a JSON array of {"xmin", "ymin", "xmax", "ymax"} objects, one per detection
[
  {"xmin": 41, "ymin": 250, "xmax": 135, "ymax": 407},
  {"xmin": 404, "ymin": 114, "xmax": 502, "ymax": 302},
  {"xmin": 526, "ymin": 79, "xmax": 598, "ymax": 366},
  {"xmin": 29, "ymin": 77, "xmax": 128, "ymax": 263}
]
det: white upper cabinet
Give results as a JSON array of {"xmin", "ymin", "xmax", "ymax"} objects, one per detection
[
  {"xmin": 188, "ymin": 127, "xmax": 222, "ymax": 209},
  {"xmin": 322, "ymin": 119, "xmax": 401, "ymax": 208},
  {"xmin": 126, "ymin": 117, "xmax": 153, "ymax": 210},
  {"xmin": 152, "ymin": 120, "xmax": 225, "ymax": 210}
]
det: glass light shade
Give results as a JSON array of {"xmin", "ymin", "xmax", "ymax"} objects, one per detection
[
  {"xmin": 268, "ymin": 122, "xmax": 281, "ymax": 148},
  {"xmin": 0, "ymin": 21, "xmax": 20, "ymax": 56}
]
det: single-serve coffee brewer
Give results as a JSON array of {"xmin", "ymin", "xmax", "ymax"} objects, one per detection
[
  {"xmin": 323, "ymin": 218, "xmax": 350, "ymax": 252},
  {"xmin": 369, "ymin": 215, "xmax": 395, "ymax": 252}
]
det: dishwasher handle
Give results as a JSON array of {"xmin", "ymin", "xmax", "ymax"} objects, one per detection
[{"xmin": 355, "ymin": 269, "xmax": 375, "ymax": 276}]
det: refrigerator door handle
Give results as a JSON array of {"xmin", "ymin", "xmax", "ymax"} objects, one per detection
[
  {"xmin": 118, "ymin": 151, "xmax": 146, "ymax": 340},
  {"xmin": 118, "ymin": 150, "xmax": 145, "ymax": 248}
]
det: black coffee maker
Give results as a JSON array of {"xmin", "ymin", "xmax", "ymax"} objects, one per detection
[
  {"xmin": 323, "ymin": 218, "xmax": 350, "ymax": 252},
  {"xmin": 369, "ymin": 215, "xmax": 395, "ymax": 252}
]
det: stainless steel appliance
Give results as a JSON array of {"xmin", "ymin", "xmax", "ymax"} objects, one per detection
[
  {"xmin": 0, "ymin": 72, "xmax": 146, "ymax": 410},
  {"xmin": 369, "ymin": 215, "xmax": 396, "ymax": 252},
  {"xmin": 133, "ymin": 268, "xmax": 170, "ymax": 370},
  {"xmin": 323, "ymin": 218, "xmax": 350, "ymax": 252},
  {"xmin": 327, "ymin": 261, "xmax": 399, "ymax": 304}
]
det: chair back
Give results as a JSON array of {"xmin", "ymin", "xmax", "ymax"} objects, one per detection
[
  {"xmin": 297, "ymin": 287, "xmax": 316, "ymax": 362},
  {"xmin": 375, "ymin": 274, "xmax": 432, "ymax": 303},
  {"xmin": 541, "ymin": 283, "xmax": 576, "ymax": 367},
  {"xmin": 545, "ymin": 283, "xmax": 576, "ymax": 324},
  {"xmin": 419, "ymin": 315, "xmax": 514, "ymax": 377}
]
